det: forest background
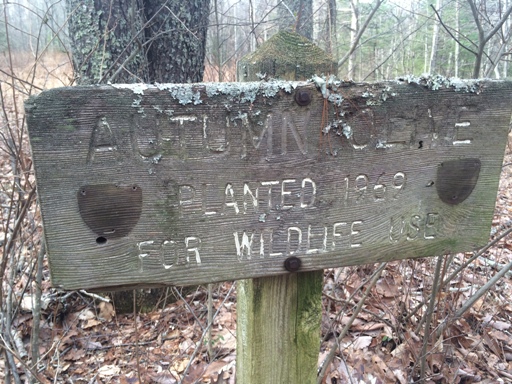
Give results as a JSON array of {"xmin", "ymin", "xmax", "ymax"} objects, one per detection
[{"xmin": 2, "ymin": 0, "xmax": 512, "ymax": 383}]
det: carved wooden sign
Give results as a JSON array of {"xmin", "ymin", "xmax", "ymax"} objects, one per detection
[{"xmin": 26, "ymin": 78, "xmax": 512, "ymax": 290}]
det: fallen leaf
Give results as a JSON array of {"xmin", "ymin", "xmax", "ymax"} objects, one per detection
[
  {"xmin": 353, "ymin": 336, "xmax": 372, "ymax": 350},
  {"xmin": 98, "ymin": 302, "xmax": 115, "ymax": 322},
  {"xmin": 21, "ymin": 295, "xmax": 34, "ymax": 311},
  {"xmin": 82, "ymin": 318, "xmax": 101, "ymax": 329},
  {"xmin": 98, "ymin": 364, "xmax": 120, "ymax": 377},
  {"xmin": 203, "ymin": 360, "xmax": 229, "ymax": 378},
  {"xmin": 393, "ymin": 369, "xmax": 407, "ymax": 384},
  {"xmin": 84, "ymin": 340, "xmax": 103, "ymax": 350},
  {"xmin": 376, "ymin": 277, "xmax": 399, "ymax": 298},
  {"xmin": 149, "ymin": 372, "xmax": 178, "ymax": 384},
  {"xmin": 64, "ymin": 347, "xmax": 85, "ymax": 361},
  {"xmin": 172, "ymin": 358, "xmax": 190, "ymax": 373},
  {"xmin": 482, "ymin": 328, "xmax": 503, "ymax": 359},
  {"xmin": 78, "ymin": 309, "xmax": 95, "ymax": 321},
  {"xmin": 488, "ymin": 320, "xmax": 510, "ymax": 331},
  {"xmin": 119, "ymin": 375, "xmax": 140, "ymax": 384},
  {"xmin": 351, "ymin": 322, "xmax": 385, "ymax": 332}
]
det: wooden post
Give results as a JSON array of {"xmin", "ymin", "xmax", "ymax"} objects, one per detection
[
  {"xmin": 236, "ymin": 31, "xmax": 336, "ymax": 383},
  {"xmin": 236, "ymin": 273, "xmax": 323, "ymax": 383}
]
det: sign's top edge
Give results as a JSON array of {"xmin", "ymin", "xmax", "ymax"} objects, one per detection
[{"xmin": 25, "ymin": 75, "xmax": 512, "ymax": 106}]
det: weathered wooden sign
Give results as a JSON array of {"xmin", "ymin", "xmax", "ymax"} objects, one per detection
[{"xmin": 26, "ymin": 77, "xmax": 512, "ymax": 290}]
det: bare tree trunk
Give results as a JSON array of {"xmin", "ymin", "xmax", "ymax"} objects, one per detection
[
  {"xmin": 248, "ymin": 0, "xmax": 257, "ymax": 51},
  {"xmin": 424, "ymin": 32, "xmax": 429, "ymax": 73},
  {"xmin": 213, "ymin": 0, "xmax": 222, "ymax": 82},
  {"xmin": 326, "ymin": 0, "xmax": 337, "ymax": 59},
  {"xmin": 505, "ymin": 0, "xmax": 511, "ymax": 78},
  {"xmin": 337, "ymin": 0, "xmax": 384, "ymax": 75},
  {"xmin": 277, "ymin": 0, "xmax": 313, "ymax": 39},
  {"xmin": 434, "ymin": 0, "xmax": 512, "ymax": 78},
  {"xmin": 348, "ymin": 0, "xmax": 359, "ymax": 78},
  {"xmin": 144, "ymin": 0, "xmax": 209, "ymax": 83},
  {"xmin": 467, "ymin": 0, "xmax": 512, "ymax": 78},
  {"xmin": 66, "ymin": 0, "xmax": 147, "ymax": 84},
  {"xmin": 454, "ymin": 0, "xmax": 460, "ymax": 77},
  {"xmin": 429, "ymin": 0, "xmax": 442, "ymax": 74},
  {"xmin": 66, "ymin": 0, "xmax": 209, "ymax": 85}
]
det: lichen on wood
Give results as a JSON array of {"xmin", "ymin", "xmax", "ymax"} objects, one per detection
[
  {"xmin": 66, "ymin": 0, "xmax": 210, "ymax": 85},
  {"xmin": 66, "ymin": 0, "xmax": 147, "ymax": 85},
  {"xmin": 397, "ymin": 74, "xmax": 481, "ymax": 92}
]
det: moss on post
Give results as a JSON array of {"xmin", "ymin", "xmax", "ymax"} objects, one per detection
[{"xmin": 236, "ymin": 272, "xmax": 323, "ymax": 383}]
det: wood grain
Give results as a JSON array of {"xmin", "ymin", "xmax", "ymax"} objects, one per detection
[{"xmin": 25, "ymin": 79, "xmax": 512, "ymax": 290}]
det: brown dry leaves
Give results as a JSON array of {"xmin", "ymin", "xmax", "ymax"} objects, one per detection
[{"xmin": 319, "ymin": 147, "xmax": 512, "ymax": 383}]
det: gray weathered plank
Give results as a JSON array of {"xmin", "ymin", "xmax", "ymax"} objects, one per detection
[{"xmin": 25, "ymin": 78, "xmax": 512, "ymax": 290}]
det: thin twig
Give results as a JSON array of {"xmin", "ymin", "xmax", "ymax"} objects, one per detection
[
  {"xmin": 98, "ymin": 0, "xmax": 172, "ymax": 83},
  {"xmin": 430, "ymin": 4, "xmax": 478, "ymax": 57},
  {"xmin": 179, "ymin": 284, "xmax": 235, "ymax": 383},
  {"xmin": 436, "ymin": 259, "xmax": 512, "ymax": 339},
  {"xmin": 134, "ymin": 290, "xmax": 143, "ymax": 383},
  {"xmin": 173, "ymin": 287, "xmax": 205, "ymax": 332},
  {"xmin": 2, "ymin": 341, "xmax": 22, "ymax": 384},
  {"xmin": 79, "ymin": 290, "xmax": 111, "ymax": 303},
  {"xmin": 0, "ymin": 72, "xmax": 43, "ymax": 92},
  {"xmin": 0, "ymin": 332, "xmax": 43, "ymax": 383},
  {"xmin": 322, "ymin": 291, "xmax": 394, "ymax": 328},
  {"xmin": 478, "ymin": 256, "xmax": 512, "ymax": 277},
  {"xmin": 317, "ymin": 262, "xmax": 387, "ymax": 383},
  {"xmin": 163, "ymin": 5, "xmax": 199, "ymax": 39},
  {"xmin": 207, "ymin": 283, "xmax": 214, "ymax": 361},
  {"xmin": 404, "ymin": 226, "xmax": 512, "ymax": 324},
  {"xmin": 338, "ymin": 0, "xmax": 385, "ymax": 68},
  {"xmin": 419, "ymin": 255, "xmax": 443, "ymax": 381},
  {"xmin": 30, "ymin": 240, "xmax": 45, "ymax": 383},
  {"xmin": 0, "ymin": 186, "xmax": 37, "ymax": 310}
]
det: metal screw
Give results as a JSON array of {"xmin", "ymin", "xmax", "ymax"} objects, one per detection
[
  {"xmin": 294, "ymin": 90, "xmax": 311, "ymax": 106},
  {"xmin": 284, "ymin": 256, "xmax": 302, "ymax": 272}
]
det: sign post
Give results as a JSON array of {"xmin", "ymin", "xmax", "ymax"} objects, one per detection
[
  {"xmin": 235, "ymin": 31, "xmax": 331, "ymax": 384},
  {"xmin": 26, "ymin": 77, "xmax": 512, "ymax": 381}
]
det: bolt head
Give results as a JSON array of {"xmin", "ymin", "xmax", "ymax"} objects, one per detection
[
  {"xmin": 294, "ymin": 90, "xmax": 311, "ymax": 106},
  {"xmin": 284, "ymin": 256, "xmax": 302, "ymax": 272}
]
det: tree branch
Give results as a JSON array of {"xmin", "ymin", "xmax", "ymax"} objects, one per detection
[
  {"xmin": 430, "ymin": 4, "xmax": 478, "ymax": 57},
  {"xmin": 466, "ymin": 0, "xmax": 485, "ymax": 42},
  {"xmin": 483, "ymin": 3, "xmax": 512, "ymax": 44},
  {"xmin": 338, "ymin": 0, "xmax": 384, "ymax": 67}
]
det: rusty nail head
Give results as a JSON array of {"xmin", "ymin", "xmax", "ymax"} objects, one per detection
[
  {"xmin": 284, "ymin": 256, "xmax": 302, "ymax": 272},
  {"xmin": 295, "ymin": 90, "xmax": 311, "ymax": 106}
]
